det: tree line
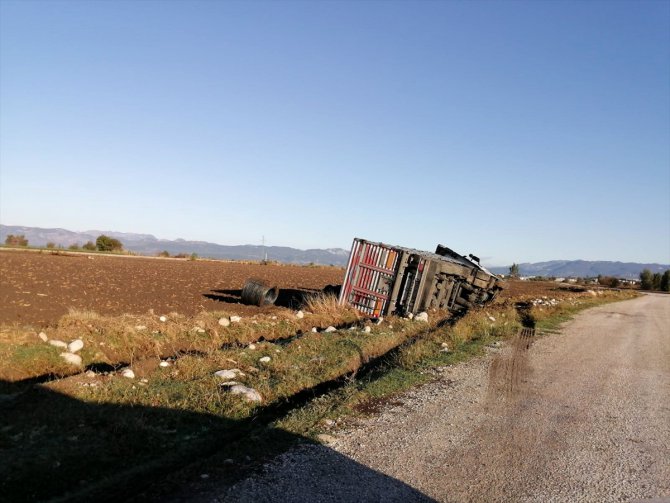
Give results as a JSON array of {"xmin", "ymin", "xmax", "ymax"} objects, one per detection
[
  {"xmin": 4, "ymin": 234, "xmax": 123, "ymax": 252},
  {"xmin": 639, "ymin": 269, "xmax": 670, "ymax": 292}
]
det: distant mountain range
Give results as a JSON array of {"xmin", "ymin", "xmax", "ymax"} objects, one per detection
[
  {"xmin": 0, "ymin": 225, "xmax": 350, "ymax": 266},
  {"xmin": 2, "ymin": 225, "xmax": 667, "ymax": 277},
  {"xmin": 489, "ymin": 260, "xmax": 669, "ymax": 280}
]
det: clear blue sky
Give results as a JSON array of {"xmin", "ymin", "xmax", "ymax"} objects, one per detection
[{"xmin": 1, "ymin": 0, "xmax": 668, "ymax": 266}]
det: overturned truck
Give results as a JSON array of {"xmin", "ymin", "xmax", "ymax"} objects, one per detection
[{"xmin": 338, "ymin": 238, "xmax": 504, "ymax": 317}]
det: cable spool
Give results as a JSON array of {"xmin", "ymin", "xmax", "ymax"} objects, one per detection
[{"xmin": 241, "ymin": 278, "xmax": 279, "ymax": 306}]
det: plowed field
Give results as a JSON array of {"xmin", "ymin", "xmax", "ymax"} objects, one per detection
[{"xmin": 0, "ymin": 250, "xmax": 343, "ymax": 326}]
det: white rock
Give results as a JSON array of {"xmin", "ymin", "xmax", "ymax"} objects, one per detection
[
  {"xmin": 271, "ymin": 316, "xmax": 277, "ymax": 320},
  {"xmin": 159, "ymin": 361, "xmax": 171, "ymax": 367},
  {"xmin": 135, "ymin": 325, "xmax": 147, "ymax": 331},
  {"xmin": 230, "ymin": 315, "xmax": 242, "ymax": 323},
  {"xmin": 227, "ymin": 384, "xmax": 262, "ymax": 402},
  {"xmin": 59, "ymin": 352, "xmax": 82, "ymax": 366},
  {"xmin": 311, "ymin": 327, "xmax": 318, "ymax": 333},
  {"xmin": 322, "ymin": 418, "xmax": 336, "ymax": 427},
  {"xmin": 214, "ymin": 369, "xmax": 244, "ymax": 380},
  {"xmin": 414, "ymin": 312, "xmax": 429, "ymax": 322},
  {"xmin": 140, "ymin": 378, "xmax": 149, "ymax": 383},
  {"xmin": 488, "ymin": 316, "xmax": 496, "ymax": 322},
  {"xmin": 218, "ymin": 317, "xmax": 231, "ymax": 327},
  {"xmin": 219, "ymin": 381, "xmax": 241, "ymax": 387},
  {"xmin": 121, "ymin": 368, "xmax": 135, "ymax": 379},
  {"xmin": 259, "ymin": 356, "xmax": 271, "ymax": 363},
  {"xmin": 363, "ymin": 326, "xmax": 371, "ymax": 333},
  {"xmin": 248, "ymin": 343, "xmax": 256, "ymax": 350},
  {"xmin": 407, "ymin": 313, "xmax": 414, "ymax": 320},
  {"xmin": 68, "ymin": 339, "xmax": 84, "ymax": 353},
  {"xmin": 324, "ymin": 326, "xmax": 337, "ymax": 333},
  {"xmin": 441, "ymin": 342, "xmax": 449, "ymax": 348},
  {"xmin": 38, "ymin": 331, "xmax": 48, "ymax": 342},
  {"xmin": 49, "ymin": 340, "xmax": 68, "ymax": 349},
  {"xmin": 159, "ymin": 316, "xmax": 167, "ymax": 322},
  {"xmin": 296, "ymin": 310, "xmax": 304, "ymax": 319}
]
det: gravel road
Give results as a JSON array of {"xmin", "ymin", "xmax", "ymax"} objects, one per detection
[{"xmin": 220, "ymin": 294, "xmax": 670, "ymax": 502}]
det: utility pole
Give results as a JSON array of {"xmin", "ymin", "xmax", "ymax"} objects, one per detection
[{"xmin": 262, "ymin": 235, "xmax": 268, "ymax": 263}]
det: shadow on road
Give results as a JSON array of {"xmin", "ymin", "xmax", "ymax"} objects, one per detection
[{"xmin": 0, "ymin": 377, "xmax": 433, "ymax": 502}]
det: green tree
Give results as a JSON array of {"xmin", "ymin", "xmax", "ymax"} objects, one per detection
[
  {"xmin": 5, "ymin": 234, "xmax": 28, "ymax": 246},
  {"xmin": 508, "ymin": 263, "xmax": 520, "ymax": 278},
  {"xmin": 652, "ymin": 273, "xmax": 662, "ymax": 291},
  {"xmin": 46, "ymin": 242, "xmax": 56, "ymax": 249},
  {"xmin": 95, "ymin": 235, "xmax": 123, "ymax": 252},
  {"xmin": 82, "ymin": 241, "xmax": 96, "ymax": 251},
  {"xmin": 640, "ymin": 269, "xmax": 653, "ymax": 290},
  {"xmin": 661, "ymin": 270, "xmax": 670, "ymax": 292}
]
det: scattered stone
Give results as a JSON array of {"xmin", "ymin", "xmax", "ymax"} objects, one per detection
[
  {"xmin": 407, "ymin": 313, "xmax": 414, "ymax": 320},
  {"xmin": 135, "ymin": 325, "xmax": 147, "ymax": 331},
  {"xmin": 316, "ymin": 434, "xmax": 337, "ymax": 444},
  {"xmin": 200, "ymin": 474, "xmax": 209, "ymax": 479},
  {"xmin": 217, "ymin": 317, "xmax": 231, "ymax": 327},
  {"xmin": 324, "ymin": 326, "xmax": 337, "ymax": 333},
  {"xmin": 363, "ymin": 326, "xmax": 371, "ymax": 333},
  {"xmin": 296, "ymin": 310, "xmax": 304, "ymax": 319},
  {"xmin": 140, "ymin": 378, "xmax": 149, "ymax": 383},
  {"xmin": 159, "ymin": 316, "xmax": 167, "ymax": 322},
  {"xmin": 38, "ymin": 331, "xmax": 48, "ymax": 342},
  {"xmin": 121, "ymin": 368, "xmax": 135, "ymax": 379},
  {"xmin": 415, "ymin": 312, "xmax": 429, "ymax": 322},
  {"xmin": 259, "ymin": 356, "xmax": 271, "ymax": 363},
  {"xmin": 85, "ymin": 370, "xmax": 97, "ymax": 378},
  {"xmin": 219, "ymin": 381, "xmax": 241, "ymax": 387},
  {"xmin": 49, "ymin": 340, "xmax": 68, "ymax": 349},
  {"xmin": 159, "ymin": 361, "xmax": 171, "ymax": 367},
  {"xmin": 349, "ymin": 326, "xmax": 357, "ymax": 331},
  {"xmin": 321, "ymin": 419, "xmax": 336, "ymax": 427},
  {"xmin": 227, "ymin": 384, "xmax": 262, "ymax": 402},
  {"xmin": 311, "ymin": 327, "xmax": 318, "ymax": 333},
  {"xmin": 68, "ymin": 339, "xmax": 84, "ymax": 353},
  {"xmin": 488, "ymin": 341, "xmax": 502, "ymax": 348},
  {"xmin": 59, "ymin": 352, "xmax": 82, "ymax": 366},
  {"xmin": 230, "ymin": 316, "xmax": 242, "ymax": 323},
  {"xmin": 215, "ymin": 369, "xmax": 244, "ymax": 380},
  {"xmin": 248, "ymin": 343, "xmax": 256, "ymax": 350},
  {"xmin": 488, "ymin": 316, "xmax": 496, "ymax": 322},
  {"xmin": 271, "ymin": 315, "xmax": 277, "ymax": 320}
]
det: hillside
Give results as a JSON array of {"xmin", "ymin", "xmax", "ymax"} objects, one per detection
[
  {"xmin": 0, "ymin": 225, "xmax": 350, "ymax": 266},
  {"xmin": 489, "ymin": 260, "xmax": 669, "ymax": 280}
]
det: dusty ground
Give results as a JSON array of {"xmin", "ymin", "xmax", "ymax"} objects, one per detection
[
  {"xmin": 0, "ymin": 250, "xmax": 343, "ymax": 326},
  {"xmin": 216, "ymin": 294, "xmax": 670, "ymax": 502}
]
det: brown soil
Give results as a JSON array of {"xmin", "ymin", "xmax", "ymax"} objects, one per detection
[{"xmin": 0, "ymin": 250, "xmax": 343, "ymax": 327}]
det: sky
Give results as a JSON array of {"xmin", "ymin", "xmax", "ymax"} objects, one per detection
[{"xmin": 1, "ymin": 0, "xmax": 668, "ymax": 266}]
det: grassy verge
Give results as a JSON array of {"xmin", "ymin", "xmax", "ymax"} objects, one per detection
[{"xmin": 0, "ymin": 289, "xmax": 637, "ymax": 502}]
